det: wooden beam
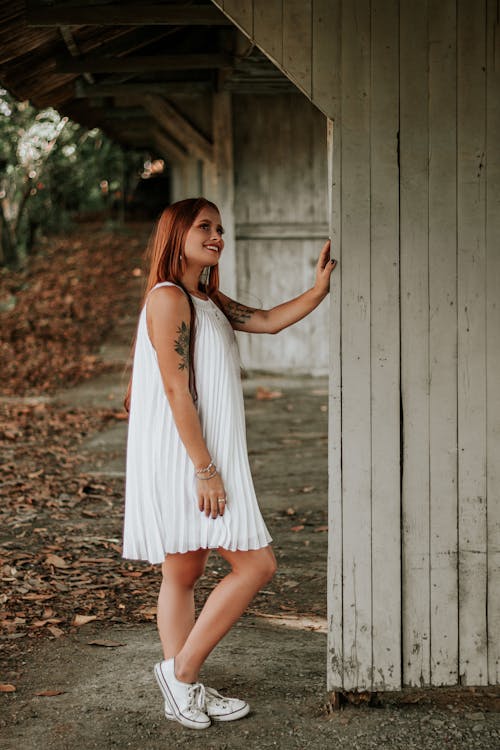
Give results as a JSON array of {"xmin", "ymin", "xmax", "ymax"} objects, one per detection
[
  {"xmin": 210, "ymin": 90, "xmax": 236, "ymax": 296},
  {"xmin": 153, "ymin": 128, "xmax": 189, "ymax": 165},
  {"xmin": 57, "ymin": 53, "xmax": 234, "ymax": 74},
  {"xmin": 59, "ymin": 25, "xmax": 94, "ymax": 85},
  {"xmin": 74, "ymin": 81, "xmax": 212, "ymax": 98},
  {"xmin": 92, "ymin": 106, "xmax": 147, "ymax": 120},
  {"xmin": 26, "ymin": 4, "xmax": 232, "ymax": 27},
  {"xmin": 144, "ymin": 94, "xmax": 214, "ymax": 163}
]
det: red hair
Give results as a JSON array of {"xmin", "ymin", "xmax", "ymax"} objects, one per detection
[{"xmin": 124, "ymin": 197, "xmax": 222, "ymax": 412}]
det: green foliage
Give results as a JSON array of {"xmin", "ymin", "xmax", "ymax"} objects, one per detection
[{"xmin": 0, "ymin": 89, "xmax": 145, "ymax": 266}]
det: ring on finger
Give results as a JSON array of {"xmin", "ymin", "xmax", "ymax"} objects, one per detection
[{"xmin": 217, "ymin": 498, "xmax": 226, "ymax": 504}]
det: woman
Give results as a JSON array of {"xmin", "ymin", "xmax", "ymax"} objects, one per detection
[{"xmin": 122, "ymin": 197, "xmax": 337, "ymax": 730}]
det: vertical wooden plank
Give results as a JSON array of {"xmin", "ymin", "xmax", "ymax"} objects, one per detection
[
  {"xmin": 428, "ymin": 0, "xmax": 459, "ymax": 686},
  {"xmin": 327, "ymin": 120, "xmax": 344, "ymax": 691},
  {"xmin": 254, "ymin": 0, "xmax": 283, "ymax": 66},
  {"xmin": 325, "ymin": 3, "xmax": 343, "ymax": 691},
  {"xmin": 486, "ymin": 0, "xmax": 500, "ymax": 686},
  {"xmin": 221, "ymin": 0, "xmax": 254, "ymax": 37},
  {"xmin": 212, "ymin": 91, "xmax": 237, "ymax": 298},
  {"xmin": 340, "ymin": 0, "xmax": 372, "ymax": 691},
  {"xmin": 457, "ymin": 0, "xmax": 488, "ymax": 687},
  {"xmin": 400, "ymin": 0, "xmax": 431, "ymax": 687},
  {"xmin": 282, "ymin": 0, "xmax": 313, "ymax": 98},
  {"xmin": 370, "ymin": 0, "xmax": 401, "ymax": 691},
  {"xmin": 232, "ymin": 93, "xmax": 329, "ymax": 372},
  {"xmin": 312, "ymin": 0, "xmax": 337, "ymax": 120},
  {"xmin": 232, "ymin": 93, "xmax": 327, "ymax": 225}
]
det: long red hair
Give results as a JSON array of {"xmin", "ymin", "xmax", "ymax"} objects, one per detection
[{"xmin": 124, "ymin": 197, "xmax": 221, "ymax": 412}]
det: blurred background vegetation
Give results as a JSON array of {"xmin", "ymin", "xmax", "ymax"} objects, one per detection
[{"xmin": 0, "ymin": 89, "xmax": 169, "ymax": 268}]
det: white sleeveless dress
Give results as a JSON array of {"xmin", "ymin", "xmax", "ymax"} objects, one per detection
[{"xmin": 122, "ymin": 281, "xmax": 273, "ymax": 564}]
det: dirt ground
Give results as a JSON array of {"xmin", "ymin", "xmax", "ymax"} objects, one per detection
[{"xmin": 1, "ymin": 225, "xmax": 499, "ymax": 749}]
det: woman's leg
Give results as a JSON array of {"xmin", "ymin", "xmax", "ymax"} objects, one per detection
[
  {"xmin": 157, "ymin": 547, "xmax": 210, "ymax": 659},
  {"xmin": 174, "ymin": 545, "xmax": 277, "ymax": 683}
]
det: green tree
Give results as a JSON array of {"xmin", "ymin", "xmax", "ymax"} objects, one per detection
[{"xmin": 0, "ymin": 89, "xmax": 145, "ymax": 267}]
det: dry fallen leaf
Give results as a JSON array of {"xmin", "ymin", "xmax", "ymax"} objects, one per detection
[
  {"xmin": 47, "ymin": 625, "xmax": 64, "ymax": 638},
  {"xmin": 87, "ymin": 639, "xmax": 126, "ymax": 648},
  {"xmin": 45, "ymin": 554, "xmax": 70, "ymax": 569},
  {"xmin": 0, "ymin": 684, "xmax": 16, "ymax": 692},
  {"xmin": 255, "ymin": 386, "xmax": 283, "ymax": 400},
  {"xmin": 291, "ymin": 525, "xmax": 305, "ymax": 532},
  {"xmin": 34, "ymin": 689, "xmax": 66, "ymax": 697},
  {"xmin": 73, "ymin": 614, "xmax": 97, "ymax": 626},
  {"xmin": 22, "ymin": 593, "xmax": 55, "ymax": 601},
  {"xmin": 314, "ymin": 525, "xmax": 329, "ymax": 532}
]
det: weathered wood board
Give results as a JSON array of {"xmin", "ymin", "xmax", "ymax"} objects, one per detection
[
  {"xmin": 232, "ymin": 92, "xmax": 329, "ymax": 374},
  {"xmin": 370, "ymin": 0, "xmax": 401, "ymax": 691},
  {"xmin": 428, "ymin": 0, "xmax": 459, "ymax": 687},
  {"xmin": 457, "ymin": 0, "xmax": 488, "ymax": 686},
  {"xmin": 486, "ymin": 0, "xmax": 500, "ymax": 687},
  {"xmin": 211, "ymin": 0, "xmax": 500, "ymax": 691}
]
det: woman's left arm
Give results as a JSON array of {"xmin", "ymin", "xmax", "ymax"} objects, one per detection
[{"xmin": 215, "ymin": 239, "xmax": 338, "ymax": 334}]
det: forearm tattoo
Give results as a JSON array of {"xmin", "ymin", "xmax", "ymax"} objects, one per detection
[
  {"xmin": 222, "ymin": 300, "xmax": 255, "ymax": 326},
  {"xmin": 174, "ymin": 321, "xmax": 190, "ymax": 370}
]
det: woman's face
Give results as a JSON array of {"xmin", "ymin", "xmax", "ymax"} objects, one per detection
[{"xmin": 184, "ymin": 206, "xmax": 224, "ymax": 268}]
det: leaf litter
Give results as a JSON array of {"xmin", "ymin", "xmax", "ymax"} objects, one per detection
[{"xmin": 0, "ymin": 223, "xmax": 328, "ymax": 672}]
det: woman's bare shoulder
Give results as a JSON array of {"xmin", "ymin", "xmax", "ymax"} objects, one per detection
[{"xmin": 147, "ymin": 284, "xmax": 190, "ymax": 318}]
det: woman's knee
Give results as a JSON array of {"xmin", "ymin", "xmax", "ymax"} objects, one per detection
[
  {"xmin": 222, "ymin": 546, "xmax": 277, "ymax": 584},
  {"xmin": 162, "ymin": 549, "xmax": 208, "ymax": 588},
  {"xmin": 262, "ymin": 550, "xmax": 278, "ymax": 582},
  {"xmin": 249, "ymin": 554, "xmax": 277, "ymax": 586}
]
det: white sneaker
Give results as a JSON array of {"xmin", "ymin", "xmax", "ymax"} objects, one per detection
[
  {"xmin": 154, "ymin": 659, "xmax": 211, "ymax": 730},
  {"xmin": 164, "ymin": 684, "xmax": 250, "ymax": 722}
]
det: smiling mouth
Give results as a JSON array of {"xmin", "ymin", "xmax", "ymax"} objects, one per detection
[{"xmin": 205, "ymin": 245, "xmax": 220, "ymax": 253}]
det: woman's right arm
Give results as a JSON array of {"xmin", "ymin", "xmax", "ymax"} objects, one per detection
[{"xmin": 147, "ymin": 286, "xmax": 226, "ymax": 518}]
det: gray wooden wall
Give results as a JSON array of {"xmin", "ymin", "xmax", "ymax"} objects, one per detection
[
  {"xmin": 212, "ymin": 0, "xmax": 500, "ymax": 693},
  {"xmin": 232, "ymin": 92, "xmax": 328, "ymax": 373}
]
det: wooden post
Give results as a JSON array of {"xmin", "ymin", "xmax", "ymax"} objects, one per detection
[{"xmin": 205, "ymin": 90, "xmax": 236, "ymax": 298}]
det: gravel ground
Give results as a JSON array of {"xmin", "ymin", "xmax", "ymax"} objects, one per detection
[
  {"xmin": 2, "ymin": 618, "xmax": 499, "ymax": 750},
  {"xmin": 1, "ymin": 235, "xmax": 498, "ymax": 748}
]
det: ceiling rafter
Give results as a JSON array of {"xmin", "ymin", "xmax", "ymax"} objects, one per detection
[
  {"xmin": 26, "ymin": 4, "xmax": 232, "ymax": 27},
  {"xmin": 59, "ymin": 25, "xmax": 94, "ymax": 84},
  {"xmin": 153, "ymin": 127, "xmax": 189, "ymax": 164},
  {"xmin": 74, "ymin": 80, "xmax": 213, "ymax": 98},
  {"xmin": 144, "ymin": 94, "xmax": 213, "ymax": 163},
  {"xmin": 56, "ymin": 52, "xmax": 234, "ymax": 74}
]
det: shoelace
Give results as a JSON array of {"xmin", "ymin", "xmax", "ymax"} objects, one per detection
[
  {"xmin": 186, "ymin": 682, "xmax": 206, "ymax": 713},
  {"xmin": 205, "ymin": 687, "xmax": 230, "ymax": 708}
]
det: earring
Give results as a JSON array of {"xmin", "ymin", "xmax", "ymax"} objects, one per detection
[{"xmin": 201, "ymin": 266, "xmax": 209, "ymax": 286}]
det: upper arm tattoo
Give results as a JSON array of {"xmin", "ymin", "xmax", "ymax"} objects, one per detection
[
  {"xmin": 221, "ymin": 299, "xmax": 255, "ymax": 326},
  {"xmin": 174, "ymin": 321, "xmax": 190, "ymax": 370}
]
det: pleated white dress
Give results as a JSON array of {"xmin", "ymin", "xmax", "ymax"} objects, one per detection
[{"xmin": 122, "ymin": 281, "xmax": 273, "ymax": 564}]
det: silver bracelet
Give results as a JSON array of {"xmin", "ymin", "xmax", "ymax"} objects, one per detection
[
  {"xmin": 196, "ymin": 468, "xmax": 217, "ymax": 480},
  {"xmin": 195, "ymin": 460, "xmax": 215, "ymax": 475}
]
